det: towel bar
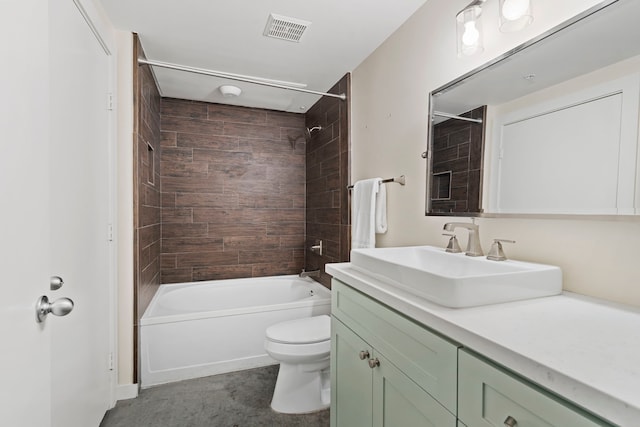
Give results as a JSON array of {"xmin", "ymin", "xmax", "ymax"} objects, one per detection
[{"xmin": 347, "ymin": 175, "xmax": 406, "ymax": 190}]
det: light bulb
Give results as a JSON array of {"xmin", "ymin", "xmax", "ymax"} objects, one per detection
[
  {"xmin": 501, "ymin": 0, "xmax": 530, "ymax": 21},
  {"xmin": 462, "ymin": 21, "xmax": 480, "ymax": 46}
]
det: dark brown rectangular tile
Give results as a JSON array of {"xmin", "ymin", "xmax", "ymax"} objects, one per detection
[
  {"xmin": 161, "ymin": 174, "xmax": 224, "ymax": 193},
  {"xmin": 223, "ymin": 122, "xmax": 280, "ymax": 140},
  {"xmin": 161, "ymin": 116, "xmax": 223, "ymax": 135},
  {"xmin": 208, "ymin": 223, "xmax": 267, "ymax": 237},
  {"xmin": 252, "ymin": 262, "xmax": 300, "ymax": 277},
  {"xmin": 238, "ymin": 249, "xmax": 294, "ymax": 264},
  {"xmin": 224, "ymin": 236, "xmax": 280, "ymax": 251},
  {"xmin": 161, "ymin": 208, "xmax": 193, "ymax": 224},
  {"xmin": 281, "ymin": 235, "xmax": 305, "ymax": 249},
  {"xmin": 161, "ymin": 223, "xmax": 208, "ymax": 239},
  {"xmin": 266, "ymin": 110, "xmax": 305, "ymax": 128},
  {"xmin": 161, "ymin": 268, "xmax": 193, "ymax": 284},
  {"xmin": 193, "ymin": 265, "xmax": 253, "ymax": 281},
  {"xmin": 161, "ymin": 98, "xmax": 208, "ymax": 119},
  {"xmin": 162, "ymin": 237, "xmax": 224, "ymax": 254},
  {"xmin": 161, "ymin": 147, "xmax": 193, "ymax": 163},
  {"xmin": 160, "ymin": 161, "xmax": 208, "ymax": 177},
  {"xmin": 160, "ymin": 131, "xmax": 177, "ymax": 148},
  {"xmin": 178, "ymin": 133, "xmax": 239, "ymax": 150},
  {"xmin": 176, "ymin": 251, "xmax": 239, "ymax": 268},
  {"xmin": 208, "ymin": 104, "xmax": 267, "ymax": 124},
  {"xmin": 267, "ymin": 221, "xmax": 305, "ymax": 236},
  {"xmin": 176, "ymin": 192, "xmax": 239, "ymax": 209}
]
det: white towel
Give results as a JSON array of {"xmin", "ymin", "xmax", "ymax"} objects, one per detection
[
  {"xmin": 352, "ymin": 178, "xmax": 387, "ymax": 249},
  {"xmin": 375, "ymin": 182, "xmax": 387, "ymax": 234}
]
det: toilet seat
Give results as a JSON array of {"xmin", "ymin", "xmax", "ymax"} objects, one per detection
[{"xmin": 266, "ymin": 314, "xmax": 330, "ymax": 344}]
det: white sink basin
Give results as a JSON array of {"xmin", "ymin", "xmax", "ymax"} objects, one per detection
[{"xmin": 350, "ymin": 246, "xmax": 562, "ymax": 308}]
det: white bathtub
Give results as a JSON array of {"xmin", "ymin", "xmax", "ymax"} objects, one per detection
[{"xmin": 140, "ymin": 275, "xmax": 331, "ymax": 387}]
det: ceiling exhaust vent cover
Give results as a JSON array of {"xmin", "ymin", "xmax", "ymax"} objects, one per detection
[{"xmin": 264, "ymin": 13, "xmax": 311, "ymax": 43}]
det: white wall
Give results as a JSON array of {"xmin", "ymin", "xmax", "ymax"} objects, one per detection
[{"xmin": 352, "ymin": 0, "xmax": 640, "ymax": 307}]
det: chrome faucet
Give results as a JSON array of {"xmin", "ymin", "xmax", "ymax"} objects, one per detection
[
  {"xmin": 299, "ymin": 269, "xmax": 321, "ymax": 278},
  {"xmin": 442, "ymin": 221, "xmax": 484, "ymax": 257}
]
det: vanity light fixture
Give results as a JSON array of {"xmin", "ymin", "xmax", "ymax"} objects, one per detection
[
  {"xmin": 499, "ymin": 0, "xmax": 533, "ymax": 32},
  {"xmin": 457, "ymin": 0, "xmax": 534, "ymax": 57},
  {"xmin": 456, "ymin": 0, "xmax": 486, "ymax": 57}
]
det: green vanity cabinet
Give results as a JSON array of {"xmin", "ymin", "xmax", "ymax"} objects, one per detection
[
  {"xmin": 331, "ymin": 279, "xmax": 458, "ymax": 427},
  {"xmin": 330, "ymin": 277, "xmax": 617, "ymax": 427},
  {"xmin": 332, "ymin": 317, "xmax": 457, "ymax": 426},
  {"xmin": 457, "ymin": 349, "xmax": 613, "ymax": 427}
]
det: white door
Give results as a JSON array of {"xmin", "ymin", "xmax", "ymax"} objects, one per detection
[
  {"xmin": 0, "ymin": 1, "xmax": 52, "ymax": 425},
  {"xmin": 0, "ymin": 0, "xmax": 114, "ymax": 425}
]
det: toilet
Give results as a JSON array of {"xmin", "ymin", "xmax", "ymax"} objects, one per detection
[{"xmin": 264, "ymin": 315, "xmax": 331, "ymax": 414}]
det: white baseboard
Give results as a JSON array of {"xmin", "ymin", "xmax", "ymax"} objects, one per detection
[{"xmin": 116, "ymin": 383, "xmax": 139, "ymax": 401}]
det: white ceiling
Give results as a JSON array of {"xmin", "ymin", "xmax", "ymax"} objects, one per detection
[{"xmin": 99, "ymin": 0, "xmax": 428, "ymax": 113}]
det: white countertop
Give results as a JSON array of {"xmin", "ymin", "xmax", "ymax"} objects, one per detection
[{"xmin": 326, "ymin": 262, "xmax": 640, "ymax": 427}]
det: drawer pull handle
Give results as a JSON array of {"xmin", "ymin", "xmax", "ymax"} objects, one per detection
[
  {"xmin": 359, "ymin": 350, "xmax": 370, "ymax": 360},
  {"xmin": 368, "ymin": 358, "xmax": 380, "ymax": 369},
  {"xmin": 504, "ymin": 416, "xmax": 517, "ymax": 427}
]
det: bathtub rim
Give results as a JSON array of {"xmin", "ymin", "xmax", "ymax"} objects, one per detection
[{"xmin": 140, "ymin": 274, "xmax": 331, "ymax": 326}]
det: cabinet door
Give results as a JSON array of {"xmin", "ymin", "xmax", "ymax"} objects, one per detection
[
  {"xmin": 331, "ymin": 318, "xmax": 374, "ymax": 427},
  {"xmin": 372, "ymin": 353, "xmax": 457, "ymax": 427},
  {"xmin": 458, "ymin": 350, "xmax": 612, "ymax": 427},
  {"xmin": 332, "ymin": 279, "xmax": 459, "ymax": 413}
]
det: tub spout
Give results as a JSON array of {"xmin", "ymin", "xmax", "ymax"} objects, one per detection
[{"xmin": 299, "ymin": 269, "xmax": 320, "ymax": 278}]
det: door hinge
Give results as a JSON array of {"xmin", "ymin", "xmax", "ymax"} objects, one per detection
[
  {"xmin": 108, "ymin": 353, "xmax": 114, "ymax": 371},
  {"xmin": 107, "ymin": 224, "xmax": 114, "ymax": 242},
  {"xmin": 106, "ymin": 93, "xmax": 114, "ymax": 111}
]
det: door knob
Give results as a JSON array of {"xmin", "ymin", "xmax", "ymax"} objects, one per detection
[
  {"xmin": 359, "ymin": 350, "xmax": 370, "ymax": 360},
  {"xmin": 36, "ymin": 295, "xmax": 74, "ymax": 323},
  {"xmin": 368, "ymin": 358, "xmax": 380, "ymax": 369}
]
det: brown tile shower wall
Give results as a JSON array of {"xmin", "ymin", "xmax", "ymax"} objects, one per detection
[
  {"xmin": 133, "ymin": 36, "xmax": 162, "ymax": 324},
  {"xmin": 431, "ymin": 106, "xmax": 486, "ymax": 213},
  {"xmin": 305, "ymin": 74, "xmax": 351, "ymax": 288},
  {"xmin": 159, "ymin": 99, "xmax": 306, "ymax": 283}
]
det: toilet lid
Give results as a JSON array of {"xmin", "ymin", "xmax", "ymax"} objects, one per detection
[{"xmin": 266, "ymin": 315, "xmax": 331, "ymax": 344}]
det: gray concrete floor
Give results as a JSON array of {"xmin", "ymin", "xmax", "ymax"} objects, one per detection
[{"xmin": 100, "ymin": 365, "xmax": 330, "ymax": 427}]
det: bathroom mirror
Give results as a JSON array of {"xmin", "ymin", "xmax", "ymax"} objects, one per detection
[{"xmin": 426, "ymin": 0, "xmax": 640, "ymax": 216}]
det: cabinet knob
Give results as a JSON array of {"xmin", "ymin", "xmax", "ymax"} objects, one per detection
[
  {"xmin": 504, "ymin": 416, "xmax": 517, "ymax": 427},
  {"xmin": 359, "ymin": 350, "xmax": 370, "ymax": 360},
  {"xmin": 368, "ymin": 358, "xmax": 380, "ymax": 369}
]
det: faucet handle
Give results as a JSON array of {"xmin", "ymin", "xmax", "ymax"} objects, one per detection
[
  {"xmin": 486, "ymin": 239, "xmax": 515, "ymax": 261},
  {"xmin": 442, "ymin": 233, "xmax": 462, "ymax": 253}
]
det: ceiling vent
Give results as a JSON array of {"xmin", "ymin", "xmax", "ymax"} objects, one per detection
[{"xmin": 263, "ymin": 13, "xmax": 311, "ymax": 43}]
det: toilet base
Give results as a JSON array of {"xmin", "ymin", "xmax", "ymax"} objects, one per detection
[{"xmin": 270, "ymin": 361, "xmax": 330, "ymax": 414}]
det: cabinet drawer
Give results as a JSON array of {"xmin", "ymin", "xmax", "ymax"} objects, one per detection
[
  {"xmin": 458, "ymin": 349, "xmax": 612, "ymax": 427},
  {"xmin": 332, "ymin": 279, "xmax": 459, "ymax": 413}
]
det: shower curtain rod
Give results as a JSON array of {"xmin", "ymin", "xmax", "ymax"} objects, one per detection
[
  {"xmin": 433, "ymin": 111, "xmax": 483, "ymax": 123},
  {"xmin": 137, "ymin": 58, "xmax": 347, "ymax": 101}
]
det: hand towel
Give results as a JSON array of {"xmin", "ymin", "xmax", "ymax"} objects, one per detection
[{"xmin": 352, "ymin": 178, "xmax": 381, "ymax": 249}]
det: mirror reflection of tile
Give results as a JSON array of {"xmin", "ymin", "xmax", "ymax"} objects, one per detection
[{"xmin": 431, "ymin": 106, "xmax": 485, "ymax": 214}]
